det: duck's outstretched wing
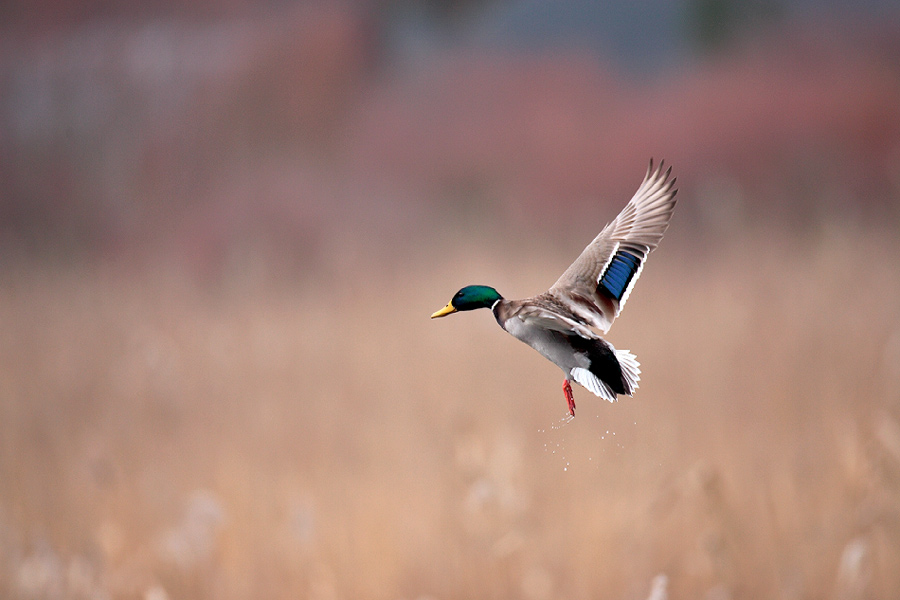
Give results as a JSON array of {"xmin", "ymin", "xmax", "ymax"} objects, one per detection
[{"xmin": 549, "ymin": 159, "xmax": 677, "ymax": 334}]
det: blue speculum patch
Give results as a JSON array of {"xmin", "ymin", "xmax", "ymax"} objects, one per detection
[{"xmin": 598, "ymin": 250, "xmax": 641, "ymax": 300}]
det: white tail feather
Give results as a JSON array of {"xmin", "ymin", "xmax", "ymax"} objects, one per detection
[
  {"xmin": 616, "ymin": 349, "xmax": 641, "ymax": 394},
  {"xmin": 571, "ymin": 367, "xmax": 618, "ymax": 403}
]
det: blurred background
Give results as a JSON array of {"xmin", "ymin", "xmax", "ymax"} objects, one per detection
[{"xmin": 2, "ymin": 1, "xmax": 900, "ymax": 598}]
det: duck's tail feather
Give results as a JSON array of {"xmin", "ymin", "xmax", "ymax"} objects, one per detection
[
  {"xmin": 570, "ymin": 348, "xmax": 640, "ymax": 402},
  {"xmin": 615, "ymin": 348, "xmax": 641, "ymax": 395},
  {"xmin": 571, "ymin": 367, "xmax": 618, "ymax": 402}
]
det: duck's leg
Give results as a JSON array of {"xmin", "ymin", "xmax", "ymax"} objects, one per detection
[{"xmin": 562, "ymin": 379, "xmax": 576, "ymax": 416}]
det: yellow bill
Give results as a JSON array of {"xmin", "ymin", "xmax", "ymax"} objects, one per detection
[{"xmin": 430, "ymin": 302, "xmax": 457, "ymax": 318}]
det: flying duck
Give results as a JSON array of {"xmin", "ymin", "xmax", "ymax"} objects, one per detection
[{"xmin": 431, "ymin": 159, "xmax": 677, "ymax": 415}]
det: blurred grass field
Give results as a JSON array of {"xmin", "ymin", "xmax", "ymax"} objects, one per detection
[
  {"xmin": 4, "ymin": 3, "xmax": 900, "ymax": 598},
  {"xmin": 2, "ymin": 222, "xmax": 899, "ymax": 600}
]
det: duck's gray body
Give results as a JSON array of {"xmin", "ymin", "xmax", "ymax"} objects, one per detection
[{"xmin": 493, "ymin": 293, "xmax": 638, "ymax": 402}]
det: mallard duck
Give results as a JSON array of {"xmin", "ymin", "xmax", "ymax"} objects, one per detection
[{"xmin": 431, "ymin": 159, "xmax": 677, "ymax": 416}]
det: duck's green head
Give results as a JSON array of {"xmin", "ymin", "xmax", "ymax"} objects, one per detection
[{"xmin": 431, "ymin": 285, "xmax": 502, "ymax": 318}]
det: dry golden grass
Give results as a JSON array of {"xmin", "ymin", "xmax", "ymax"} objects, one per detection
[{"xmin": 2, "ymin": 224, "xmax": 900, "ymax": 600}]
